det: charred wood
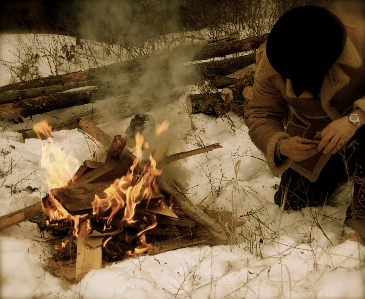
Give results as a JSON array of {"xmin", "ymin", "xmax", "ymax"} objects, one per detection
[{"xmin": 78, "ymin": 120, "xmax": 228, "ymax": 242}]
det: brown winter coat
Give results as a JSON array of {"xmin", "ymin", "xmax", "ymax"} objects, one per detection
[{"xmin": 244, "ymin": 10, "xmax": 365, "ymax": 182}]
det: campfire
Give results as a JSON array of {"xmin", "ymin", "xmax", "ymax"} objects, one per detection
[{"xmin": 1, "ymin": 117, "xmax": 228, "ymax": 281}]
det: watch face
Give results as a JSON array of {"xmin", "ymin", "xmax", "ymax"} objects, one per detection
[
  {"xmin": 349, "ymin": 113, "xmax": 361, "ymax": 128},
  {"xmin": 350, "ymin": 114, "xmax": 359, "ymax": 121}
]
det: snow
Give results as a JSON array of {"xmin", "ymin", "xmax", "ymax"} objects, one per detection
[{"xmin": 0, "ymin": 33, "xmax": 364, "ymax": 299}]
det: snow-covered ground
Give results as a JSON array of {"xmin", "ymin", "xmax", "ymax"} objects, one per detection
[{"xmin": 0, "ymin": 33, "xmax": 364, "ymax": 299}]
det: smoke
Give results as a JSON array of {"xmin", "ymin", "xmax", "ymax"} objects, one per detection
[
  {"xmin": 72, "ymin": 0, "xmax": 199, "ymax": 123},
  {"xmin": 76, "ymin": 0, "xmax": 182, "ymax": 46}
]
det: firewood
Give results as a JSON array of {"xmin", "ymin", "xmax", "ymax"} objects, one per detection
[
  {"xmin": 163, "ymin": 143, "xmax": 222, "ymax": 164},
  {"xmin": 0, "ymin": 87, "xmax": 97, "ymax": 121},
  {"xmin": 157, "ymin": 179, "xmax": 227, "ymax": 242},
  {"xmin": 185, "ymin": 93, "xmax": 228, "ymax": 116},
  {"xmin": 0, "ymin": 201, "xmax": 43, "ymax": 231},
  {"xmin": 78, "ymin": 120, "xmax": 228, "ymax": 242},
  {"xmin": 0, "ymin": 74, "xmax": 132, "ymax": 104},
  {"xmin": 19, "ymin": 110, "xmax": 99, "ymax": 140},
  {"xmin": 75, "ymin": 221, "xmax": 102, "ymax": 281},
  {"xmin": 156, "ymin": 216, "xmax": 195, "ymax": 227},
  {"xmin": 219, "ymin": 62, "xmax": 256, "ymax": 101},
  {"xmin": 71, "ymin": 160, "xmax": 122, "ymax": 186},
  {"xmin": 209, "ymin": 76, "xmax": 239, "ymax": 89},
  {"xmin": 78, "ymin": 117, "xmax": 113, "ymax": 148},
  {"xmin": 107, "ymin": 135, "xmax": 126, "ymax": 160}
]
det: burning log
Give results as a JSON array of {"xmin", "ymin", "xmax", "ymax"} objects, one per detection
[
  {"xmin": 157, "ymin": 179, "xmax": 227, "ymax": 242},
  {"xmin": 78, "ymin": 117, "xmax": 114, "ymax": 148},
  {"xmin": 76, "ymin": 220, "xmax": 103, "ymax": 281},
  {"xmin": 78, "ymin": 119, "xmax": 228, "ymax": 242},
  {"xmin": 0, "ymin": 87, "xmax": 97, "ymax": 121}
]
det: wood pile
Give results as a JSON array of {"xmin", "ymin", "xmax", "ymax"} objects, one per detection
[{"xmin": 0, "ymin": 33, "xmax": 267, "ymax": 129}]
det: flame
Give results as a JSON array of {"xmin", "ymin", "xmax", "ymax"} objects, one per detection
[
  {"xmin": 33, "ymin": 119, "xmax": 52, "ymax": 139},
  {"xmin": 93, "ymin": 124, "xmax": 166, "ymax": 256},
  {"xmin": 35, "ymin": 118, "xmax": 169, "ymax": 256},
  {"xmin": 155, "ymin": 120, "xmax": 169, "ymax": 135},
  {"xmin": 34, "ymin": 119, "xmax": 84, "ymax": 237}
]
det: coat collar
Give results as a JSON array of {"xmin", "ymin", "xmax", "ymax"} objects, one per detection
[
  {"xmin": 319, "ymin": 36, "xmax": 362, "ymax": 119},
  {"xmin": 282, "ymin": 37, "xmax": 362, "ymax": 117},
  {"xmin": 256, "ymin": 35, "xmax": 362, "ymax": 117}
]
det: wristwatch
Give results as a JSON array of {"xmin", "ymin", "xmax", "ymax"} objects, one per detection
[{"xmin": 348, "ymin": 113, "xmax": 361, "ymax": 129}]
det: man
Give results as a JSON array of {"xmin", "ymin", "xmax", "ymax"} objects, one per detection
[{"xmin": 244, "ymin": 6, "xmax": 365, "ymax": 240}]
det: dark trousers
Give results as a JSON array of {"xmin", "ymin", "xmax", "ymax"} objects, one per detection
[{"xmin": 274, "ymin": 126, "xmax": 365, "ymax": 210}]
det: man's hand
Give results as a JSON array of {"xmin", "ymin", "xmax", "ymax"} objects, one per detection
[
  {"xmin": 279, "ymin": 136, "xmax": 320, "ymax": 162},
  {"xmin": 318, "ymin": 117, "xmax": 357, "ymax": 154}
]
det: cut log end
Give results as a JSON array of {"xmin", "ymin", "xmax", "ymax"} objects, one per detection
[{"xmin": 185, "ymin": 94, "xmax": 219, "ymax": 115}]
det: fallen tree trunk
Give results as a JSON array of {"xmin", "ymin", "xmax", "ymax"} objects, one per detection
[
  {"xmin": 0, "ymin": 34, "xmax": 266, "ymax": 95},
  {"xmin": 0, "ymin": 72, "xmax": 87, "ymax": 93},
  {"xmin": 192, "ymin": 33, "xmax": 268, "ymax": 61},
  {"xmin": 0, "ymin": 53, "xmax": 255, "ymax": 111},
  {"xmin": 193, "ymin": 52, "xmax": 256, "ymax": 79},
  {"xmin": 0, "ymin": 74, "xmax": 134, "ymax": 105},
  {"xmin": 0, "ymin": 87, "xmax": 97, "ymax": 121}
]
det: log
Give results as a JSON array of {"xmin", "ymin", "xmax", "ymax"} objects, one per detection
[
  {"xmin": 209, "ymin": 76, "xmax": 239, "ymax": 90},
  {"xmin": 193, "ymin": 52, "xmax": 256, "ymax": 79},
  {"xmin": 157, "ymin": 179, "xmax": 227, "ymax": 242},
  {"xmin": 185, "ymin": 93, "xmax": 228, "ymax": 116},
  {"xmin": 163, "ymin": 143, "xmax": 222, "ymax": 164},
  {"xmin": 19, "ymin": 110, "xmax": 99, "ymax": 139},
  {"xmin": 0, "ymin": 201, "xmax": 43, "ymax": 231},
  {"xmin": 0, "ymin": 87, "xmax": 97, "ymax": 121},
  {"xmin": 0, "ymin": 53, "xmax": 255, "ymax": 119},
  {"xmin": 220, "ymin": 64, "xmax": 256, "ymax": 101},
  {"xmin": 0, "ymin": 71, "xmax": 87, "ymax": 93},
  {"xmin": 0, "ymin": 34, "xmax": 266, "ymax": 96},
  {"xmin": 192, "ymin": 33, "xmax": 268, "ymax": 61},
  {"xmin": 0, "ymin": 74, "xmax": 132, "ymax": 104},
  {"xmin": 75, "ymin": 221, "xmax": 102, "ymax": 282},
  {"xmin": 78, "ymin": 117, "xmax": 113, "ymax": 148},
  {"xmin": 78, "ymin": 120, "xmax": 227, "ymax": 242}
]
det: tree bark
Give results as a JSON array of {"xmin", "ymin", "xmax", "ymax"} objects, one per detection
[
  {"xmin": 186, "ymin": 93, "xmax": 229, "ymax": 116},
  {"xmin": 192, "ymin": 33, "xmax": 268, "ymax": 61},
  {"xmin": 194, "ymin": 52, "xmax": 256, "ymax": 79},
  {"xmin": 0, "ymin": 71, "xmax": 87, "ymax": 93},
  {"xmin": 0, "ymin": 87, "xmax": 97, "ymax": 121}
]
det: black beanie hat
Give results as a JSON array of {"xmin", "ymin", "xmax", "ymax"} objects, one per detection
[{"xmin": 266, "ymin": 6, "xmax": 347, "ymax": 98}]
